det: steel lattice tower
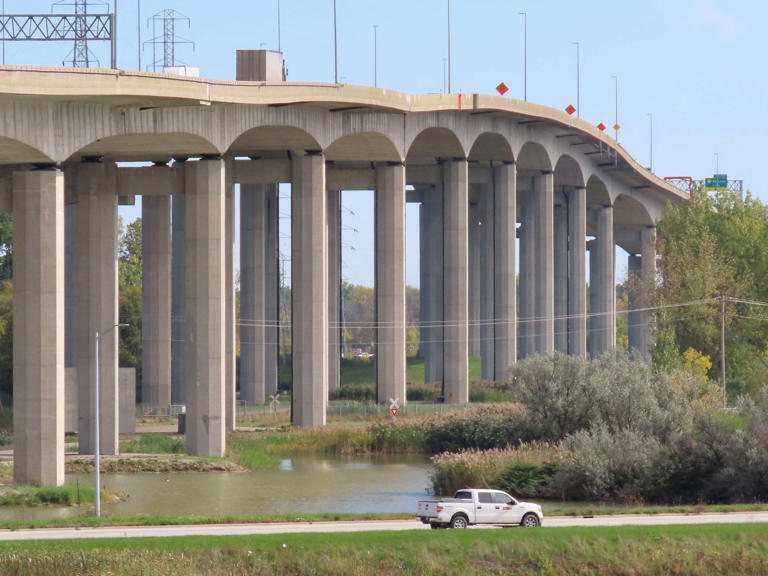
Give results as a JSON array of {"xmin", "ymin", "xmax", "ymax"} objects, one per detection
[
  {"xmin": 144, "ymin": 9, "xmax": 193, "ymax": 72},
  {"xmin": 53, "ymin": 0, "xmax": 108, "ymax": 67}
]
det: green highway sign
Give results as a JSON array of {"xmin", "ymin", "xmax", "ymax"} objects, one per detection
[{"xmin": 705, "ymin": 174, "xmax": 728, "ymax": 190}]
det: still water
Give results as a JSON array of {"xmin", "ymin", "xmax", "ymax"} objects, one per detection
[{"xmin": 0, "ymin": 455, "xmax": 433, "ymax": 521}]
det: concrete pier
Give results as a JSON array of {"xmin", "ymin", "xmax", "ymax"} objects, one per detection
[
  {"xmin": 184, "ymin": 159, "xmax": 226, "ymax": 456},
  {"xmin": 375, "ymin": 164, "xmax": 406, "ymax": 405},
  {"xmin": 591, "ymin": 206, "xmax": 615, "ymax": 355},
  {"xmin": 519, "ymin": 187, "xmax": 535, "ymax": 359},
  {"xmin": 291, "ymin": 154, "xmax": 327, "ymax": 427},
  {"xmin": 171, "ymin": 193, "xmax": 186, "ymax": 404},
  {"xmin": 240, "ymin": 184, "xmax": 267, "ymax": 405},
  {"xmin": 265, "ymin": 186, "xmax": 280, "ymax": 397},
  {"xmin": 568, "ymin": 187, "xmax": 587, "ymax": 357},
  {"xmin": 442, "ymin": 160, "xmax": 469, "ymax": 404},
  {"xmin": 554, "ymin": 203, "xmax": 568, "ymax": 354},
  {"xmin": 74, "ymin": 161, "xmax": 119, "ymax": 456},
  {"xmin": 141, "ymin": 194, "xmax": 171, "ymax": 413},
  {"xmin": 12, "ymin": 169, "xmax": 65, "ymax": 486},
  {"xmin": 493, "ymin": 163, "xmax": 516, "ymax": 379},
  {"xmin": 327, "ymin": 189, "xmax": 341, "ymax": 392},
  {"xmin": 479, "ymin": 183, "xmax": 495, "ymax": 380},
  {"xmin": 534, "ymin": 172, "xmax": 554, "ymax": 355},
  {"xmin": 420, "ymin": 190, "xmax": 443, "ymax": 384},
  {"xmin": 225, "ymin": 163, "xmax": 236, "ymax": 431},
  {"xmin": 468, "ymin": 200, "xmax": 481, "ymax": 358}
]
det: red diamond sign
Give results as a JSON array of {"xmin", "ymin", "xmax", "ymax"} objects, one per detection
[
  {"xmin": 597, "ymin": 122, "xmax": 606, "ymax": 131},
  {"xmin": 565, "ymin": 104, "xmax": 576, "ymax": 115},
  {"xmin": 496, "ymin": 82, "xmax": 509, "ymax": 96}
]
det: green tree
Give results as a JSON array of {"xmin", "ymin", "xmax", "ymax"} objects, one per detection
[
  {"xmin": 118, "ymin": 218, "xmax": 142, "ymax": 375},
  {"xmin": 118, "ymin": 217, "xmax": 142, "ymax": 288},
  {"xmin": 0, "ymin": 214, "xmax": 12, "ymax": 284}
]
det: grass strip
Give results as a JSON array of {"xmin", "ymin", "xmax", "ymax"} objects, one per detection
[{"xmin": 0, "ymin": 523, "xmax": 767, "ymax": 575}]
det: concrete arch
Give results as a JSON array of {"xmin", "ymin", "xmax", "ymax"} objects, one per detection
[
  {"xmin": 228, "ymin": 125, "xmax": 322, "ymax": 156},
  {"xmin": 468, "ymin": 132, "xmax": 514, "ymax": 162},
  {"xmin": 554, "ymin": 154, "xmax": 585, "ymax": 188},
  {"xmin": 613, "ymin": 193, "xmax": 654, "ymax": 230},
  {"xmin": 68, "ymin": 132, "xmax": 220, "ymax": 163},
  {"xmin": 0, "ymin": 136, "xmax": 54, "ymax": 165},
  {"xmin": 586, "ymin": 174, "xmax": 610, "ymax": 208},
  {"xmin": 406, "ymin": 127, "xmax": 465, "ymax": 163},
  {"xmin": 325, "ymin": 131, "xmax": 402, "ymax": 163},
  {"xmin": 517, "ymin": 141, "xmax": 552, "ymax": 172}
]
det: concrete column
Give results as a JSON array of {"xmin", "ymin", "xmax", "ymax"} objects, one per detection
[
  {"xmin": 141, "ymin": 195, "xmax": 171, "ymax": 413},
  {"xmin": 291, "ymin": 153, "xmax": 327, "ymax": 427},
  {"xmin": 74, "ymin": 161, "xmax": 119, "ymax": 456},
  {"xmin": 468, "ymin": 200, "xmax": 481, "ymax": 358},
  {"xmin": 171, "ymin": 193, "xmax": 186, "ymax": 404},
  {"xmin": 327, "ymin": 189, "xmax": 341, "ymax": 392},
  {"xmin": 594, "ymin": 205, "xmax": 615, "ymax": 355},
  {"xmin": 12, "ymin": 169, "xmax": 65, "ymax": 486},
  {"xmin": 554, "ymin": 203, "xmax": 568, "ymax": 354},
  {"xmin": 588, "ymin": 238, "xmax": 598, "ymax": 358},
  {"xmin": 493, "ymin": 163, "xmax": 516, "ymax": 379},
  {"xmin": 265, "ymin": 185, "xmax": 280, "ymax": 397},
  {"xmin": 534, "ymin": 172, "xmax": 554, "ymax": 355},
  {"xmin": 479, "ymin": 183, "xmax": 495, "ymax": 380},
  {"xmin": 65, "ymin": 202, "xmax": 75, "ymax": 368},
  {"xmin": 639, "ymin": 227, "xmax": 656, "ymax": 356},
  {"xmin": 629, "ymin": 227, "xmax": 656, "ymax": 358},
  {"xmin": 225, "ymin": 163, "xmax": 236, "ymax": 431},
  {"xmin": 421, "ymin": 190, "xmax": 443, "ymax": 384},
  {"xmin": 184, "ymin": 159, "xmax": 226, "ymax": 456},
  {"xmin": 568, "ymin": 187, "xmax": 587, "ymax": 357},
  {"xmin": 518, "ymin": 187, "xmax": 535, "ymax": 359},
  {"xmin": 443, "ymin": 160, "xmax": 469, "ymax": 404},
  {"xmin": 627, "ymin": 255, "xmax": 642, "ymax": 354},
  {"xmin": 239, "ymin": 184, "xmax": 266, "ymax": 405},
  {"xmin": 375, "ymin": 164, "xmax": 406, "ymax": 405}
]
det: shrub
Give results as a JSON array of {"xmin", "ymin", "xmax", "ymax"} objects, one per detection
[{"xmin": 329, "ymin": 384, "xmax": 376, "ymax": 402}]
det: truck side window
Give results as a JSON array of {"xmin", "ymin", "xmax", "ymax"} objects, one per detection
[
  {"xmin": 455, "ymin": 491, "xmax": 472, "ymax": 500},
  {"xmin": 493, "ymin": 493, "xmax": 514, "ymax": 505},
  {"xmin": 478, "ymin": 492, "xmax": 493, "ymax": 503}
]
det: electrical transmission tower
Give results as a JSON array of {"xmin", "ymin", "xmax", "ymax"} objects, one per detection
[
  {"xmin": 143, "ymin": 9, "xmax": 194, "ymax": 72},
  {"xmin": 53, "ymin": 0, "xmax": 108, "ymax": 67}
]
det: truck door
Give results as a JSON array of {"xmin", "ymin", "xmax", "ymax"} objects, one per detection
[
  {"xmin": 492, "ymin": 491, "xmax": 524, "ymax": 524},
  {"xmin": 474, "ymin": 490, "xmax": 497, "ymax": 523}
]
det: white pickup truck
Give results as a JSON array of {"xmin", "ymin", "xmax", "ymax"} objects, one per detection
[{"xmin": 417, "ymin": 488, "xmax": 543, "ymax": 529}]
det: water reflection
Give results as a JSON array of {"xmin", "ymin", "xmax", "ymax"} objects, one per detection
[{"xmin": 0, "ymin": 454, "xmax": 432, "ymax": 521}]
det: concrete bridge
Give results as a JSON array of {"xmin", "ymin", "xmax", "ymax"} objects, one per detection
[{"xmin": 0, "ymin": 51, "xmax": 686, "ymax": 486}]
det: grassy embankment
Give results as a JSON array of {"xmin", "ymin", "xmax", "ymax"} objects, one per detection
[{"xmin": 0, "ymin": 524, "xmax": 767, "ymax": 575}]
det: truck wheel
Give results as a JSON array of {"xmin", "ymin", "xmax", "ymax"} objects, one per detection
[
  {"xmin": 450, "ymin": 514, "xmax": 468, "ymax": 529},
  {"xmin": 521, "ymin": 513, "xmax": 540, "ymax": 527}
]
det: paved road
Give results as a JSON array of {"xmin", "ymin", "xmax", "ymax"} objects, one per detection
[{"xmin": 1, "ymin": 512, "xmax": 767, "ymax": 541}]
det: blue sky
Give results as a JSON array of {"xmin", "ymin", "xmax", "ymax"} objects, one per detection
[{"xmin": 3, "ymin": 1, "xmax": 765, "ymax": 287}]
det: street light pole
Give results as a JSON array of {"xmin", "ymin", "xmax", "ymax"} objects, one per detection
[
  {"xmin": 519, "ymin": 11, "xmax": 527, "ymax": 101},
  {"xmin": 373, "ymin": 24, "xmax": 378, "ymax": 88},
  {"xmin": 94, "ymin": 322, "xmax": 128, "ymax": 518},
  {"xmin": 647, "ymin": 112, "xmax": 653, "ymax": 171},
  {"xmin": 572, "ymin": 41, "xmax": 579, "ymax": 118},
  {"xmin": 277, "ymin": 0, "xmax": 281, "ymax": 53},
  {"xmin": 611, "ymin": 74, "xmax": 618, "ymax": 142},
  {"xmin": 333, "ymin": 0, "xmax": 338, "ymax": 83},
  {"xmin": 447, "ymin": 0, "xmax": 451, "ymax": 93}
]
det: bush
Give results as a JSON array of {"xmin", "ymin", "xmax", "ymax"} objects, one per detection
[
  {"xmin": 406, "ymin": 384, "xmax": 441, "ymax": 402},
  {"xmin": 329, "ymin": 384, "xmax": 376, "ymax": 402}
]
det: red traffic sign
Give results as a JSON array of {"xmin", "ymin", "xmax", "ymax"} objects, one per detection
[
  {"xmin": 391, "ymin": 408, "xmax": 399, "ymax": 418},
  {"xmin": 496, "ymin": 82, "xmax": 509, "ymax": 96},
  {"xmin": 597, "ymin": 122, "xmax": 606, "ymax": 131},
  {"xmin": 565, "ymin": 104, "xmax": 576, "ymax": 115}
]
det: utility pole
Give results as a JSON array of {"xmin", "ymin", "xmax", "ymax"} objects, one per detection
[
  {"xmin": 572, "ymin": 41, "xmax": 579, "ymax": 117},
  {"xmin": 333, "ymin": 0, "xmax": 338, "ymax": 83},
  {"xmin": 447, "ymin": 0, "xmax": 451, "ymax": 93},
  {"xmin": 721, "ymin": 295, "xmax": 727, "ymax": 408},
  {"xmin": 373, "ymin": 24, "xmax": 378, "ymax": 88},
  {"xmin": 519, "ymin": 11, "xmax": 527, "ymax": 101}
]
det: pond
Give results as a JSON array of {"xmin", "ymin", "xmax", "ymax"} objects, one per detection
[{"xmin": 0, "ymin": 454, "xmax": 434, "ymax": 521}]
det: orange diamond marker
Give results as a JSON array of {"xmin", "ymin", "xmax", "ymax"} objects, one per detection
[
  {"xmin": 496, "ymin": 82, "xmax": 509, "ymax": 95},
  {"xmin": 597, "ymin": 122, "xmax": 606, "ymax": 131},
  {"xmin": 565, "ymin": 104, "xmax": 576, "ymax": 115}
]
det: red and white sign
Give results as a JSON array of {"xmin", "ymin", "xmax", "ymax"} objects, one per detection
[
  {"xmin": 565, "ymin": 104, "xmax": 576, "ymax": 115},
  {"xmin": 496, "ymin": 82, "xmax": 509, "ymax": 96},
  {"xmin": 391, "ymin": 408, "xmax": 399, "ymax": 418}
]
